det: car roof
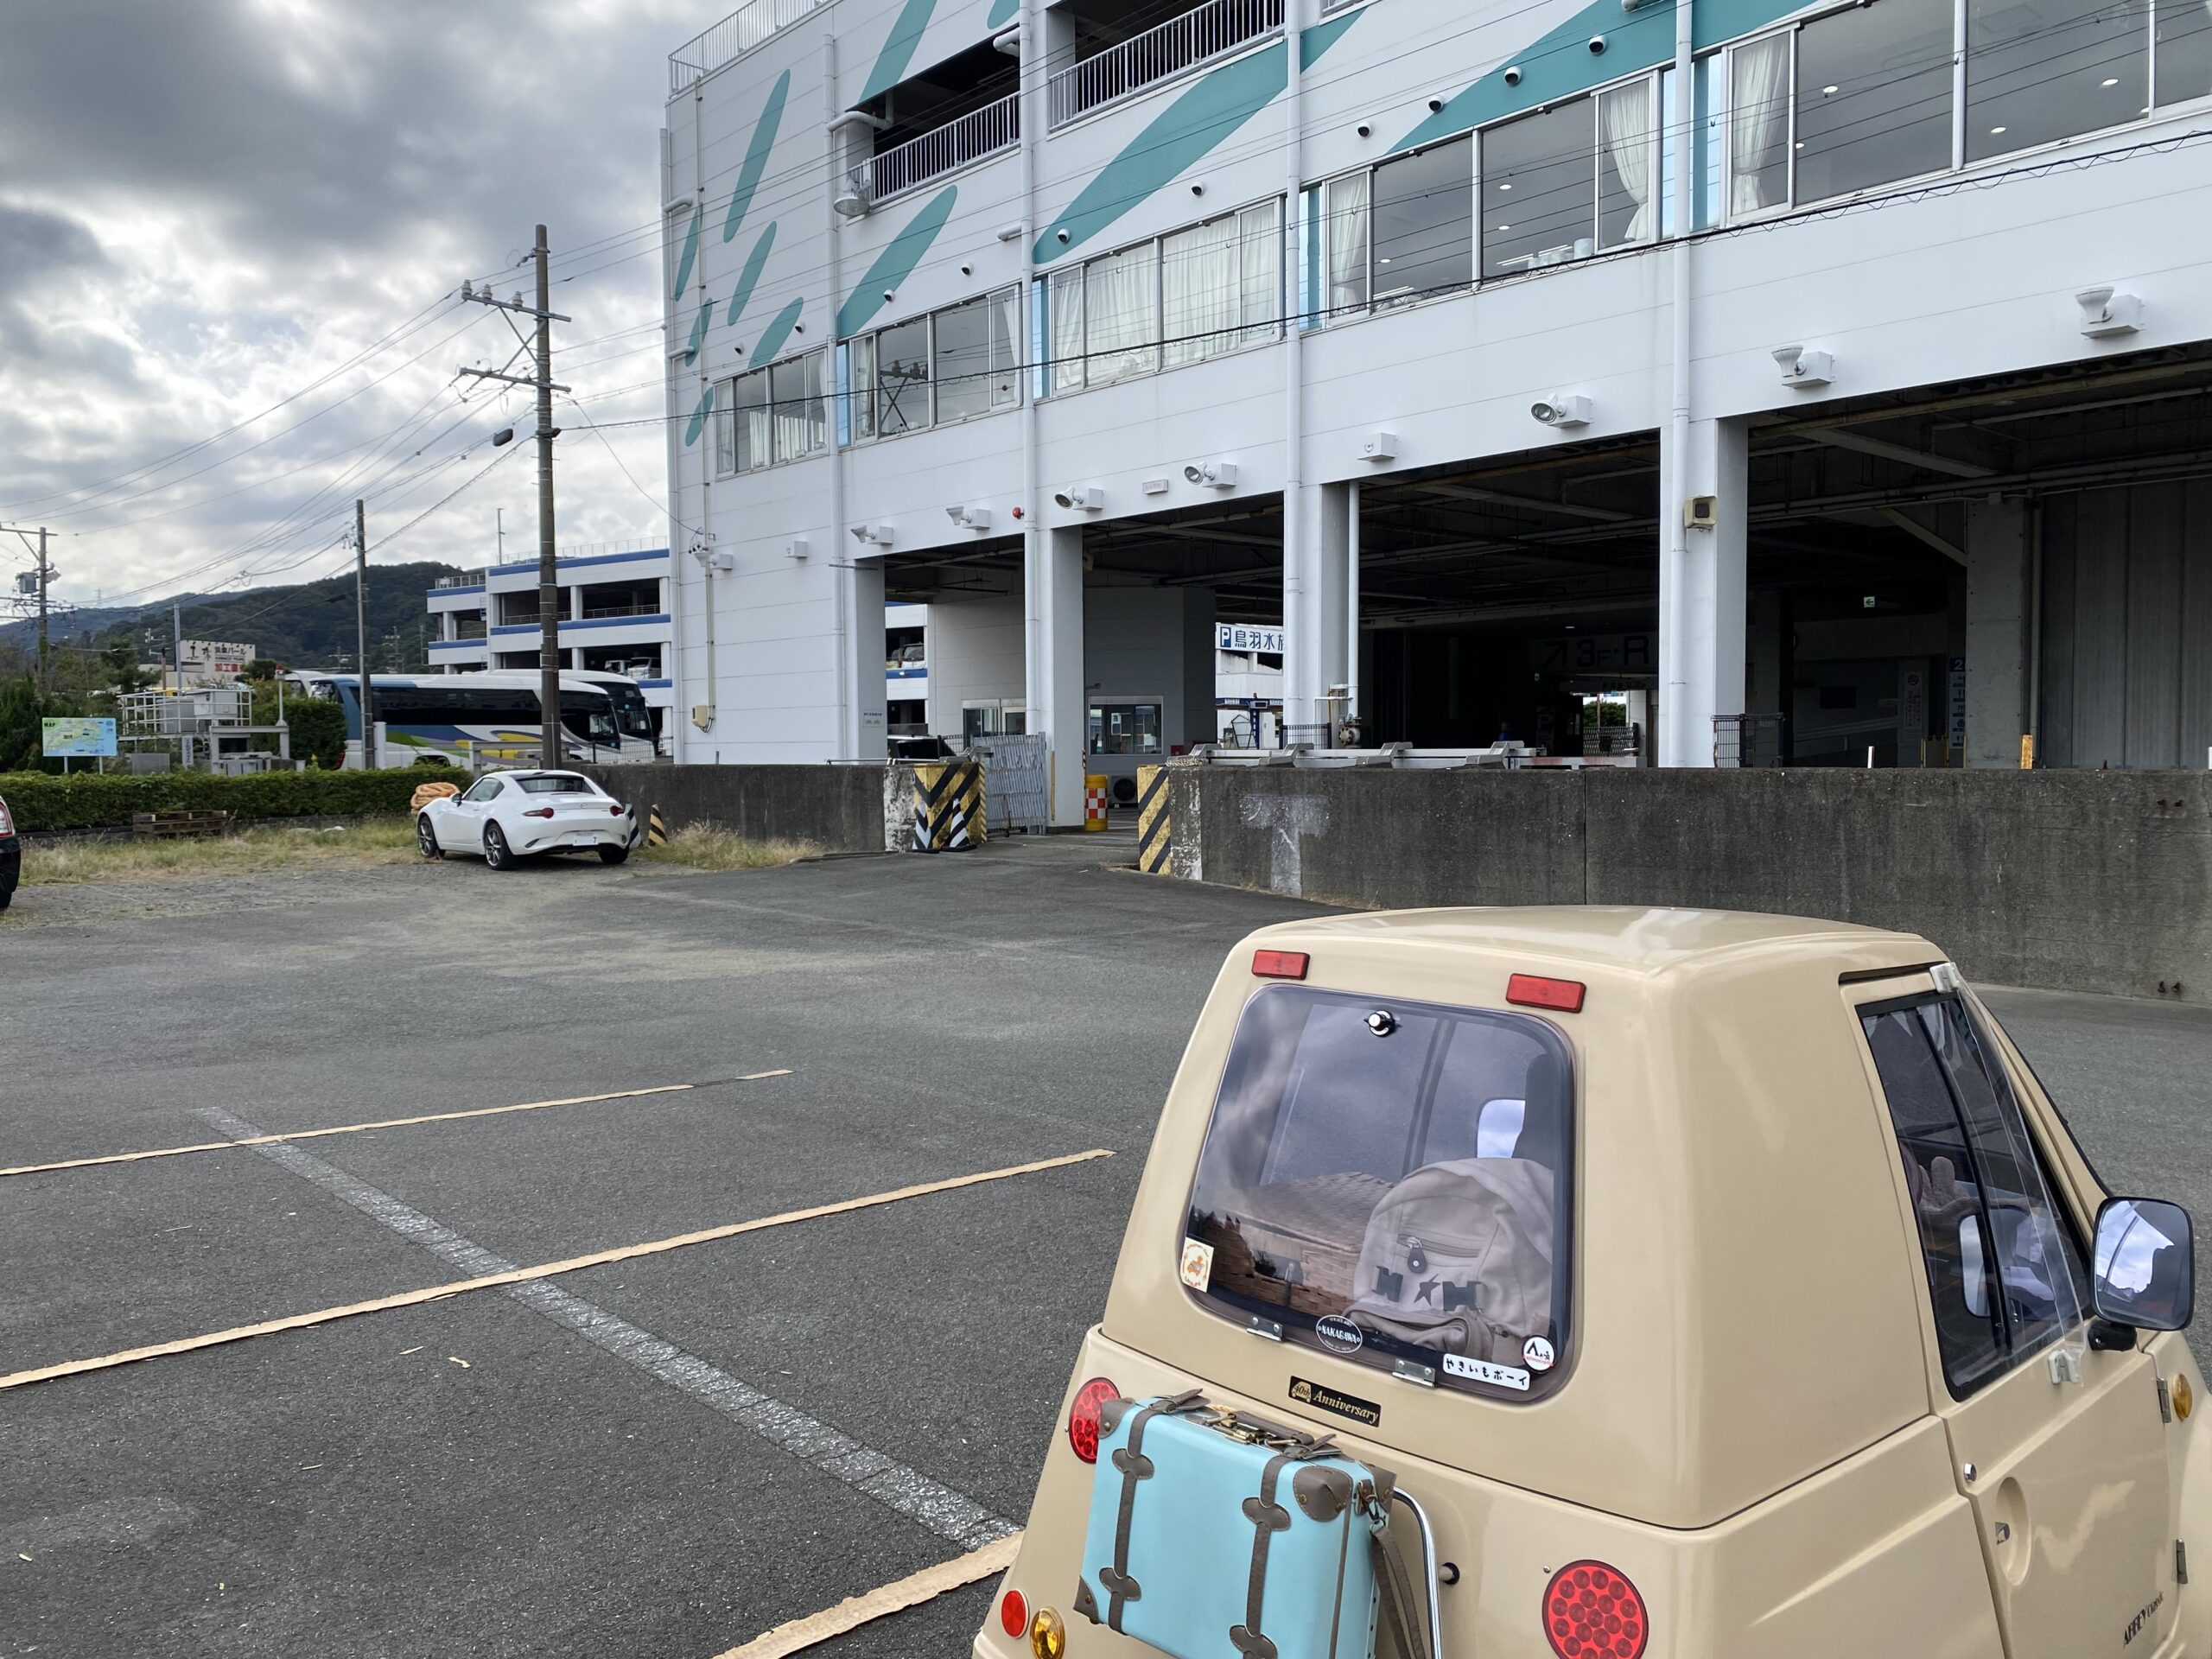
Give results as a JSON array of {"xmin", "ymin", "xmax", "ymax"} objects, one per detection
[{"xmin": 1243, "ymin": 904, "xmax": 1934, "ymax": 978}]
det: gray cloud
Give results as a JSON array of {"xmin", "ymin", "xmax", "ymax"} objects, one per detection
[{"xmin": 0, "ymin": 0, "xmax": 693, "ymax": 604}]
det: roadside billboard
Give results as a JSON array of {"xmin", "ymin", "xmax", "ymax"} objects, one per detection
[{"xmin": 42, "ymin": 717, "xmax": 118, "ymax": 758}]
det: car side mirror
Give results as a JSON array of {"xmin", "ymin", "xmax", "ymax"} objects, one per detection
[{"xmin": 2092, "ymin": 1197, "xmax": 2195, "ymax": 1332}]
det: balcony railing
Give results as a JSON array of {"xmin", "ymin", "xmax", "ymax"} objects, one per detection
[
  {"xmin": 1047, "ymin": 0, "xmax": 1283, "ymax": 129},
  {"xmin": 580, "ymin": 601, "xmax": 664, "ymax": 620},
  {"xmin": 868, "ymin": 93, "xmax": 1020, "ymax": 202},
  {"xmin": 670, "ymin": 0, "xmax": 825, "ymax": 93}
]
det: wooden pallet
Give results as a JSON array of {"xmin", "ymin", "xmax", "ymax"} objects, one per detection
[{"xmin": 131, "ymin": 810, "xmax": 232, "ymax": 839}]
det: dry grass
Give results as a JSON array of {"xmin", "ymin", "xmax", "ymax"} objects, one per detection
[
  {"xmin": 22, "ymin": 817, "xmax": 422, "ymax": 886},
  {"xmin": 635, "ymin": 822, "xmax": 820, "ymax": 872}
]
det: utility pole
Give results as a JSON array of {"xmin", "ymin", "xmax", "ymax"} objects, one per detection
[
  {"xmin": 460, "ymin": 229, "xmax": 569, "ymax": 767},
  {"xmin": 355, "ymin": 498, "xmax": 377, "ymax": 772},
  {"xmin": 0, "ymin": 524, "xmax": 60, "ymax": 691}
]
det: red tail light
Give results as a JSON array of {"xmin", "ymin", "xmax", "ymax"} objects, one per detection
[
  {"xmin": 609, "ymin": 804, "xmax": 624, "ymax": 816},
  {"xmin": 1066, "ymin": 1376, "xmax": 1121, "ymax": 1464},
  {"xmin": 524, "ymin": 807, "xmax": 556, "ymax": 818},
  {"xmin": 1544, "ymin": 1560, "xmax": 1648, "ymax": 1659},
  {"xmin": 1509, "ymin": 973, "xmax": 1586, "ymax": 1014},
  {"xmin": 1252, "ymin": 949, "xmax": 1309, "ymax": 980},
  {"xmin": 999, "ymin": 1590, "xmax": 1028, "ymax": 1638}
]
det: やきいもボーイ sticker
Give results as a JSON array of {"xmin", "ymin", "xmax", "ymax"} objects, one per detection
[{"xmin": 1179, "ymin": 1237, "xmax": 1215, "ymax": 1293}]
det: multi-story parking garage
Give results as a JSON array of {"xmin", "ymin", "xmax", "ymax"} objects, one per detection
[{"xmin": 659, "ymin": 0, "xmax": 2212, "ymax": 818}]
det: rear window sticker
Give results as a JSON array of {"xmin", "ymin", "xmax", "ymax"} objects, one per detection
[
  {"xmin": 1179, "ymin": 1236, "xmax": 1216, "ymax": 1293},
  {"xmin": 1315, "ymin": 1313, "xmax": 1365, "ymax": 1355},
  {"xmin": 1443, "ymin": 1352, "xmax": 1532, "ymax": 1391},
  {"xmin": 1522, "ymin": 1336, "xmax": 1556, "ymax": 1372},
  {"xmin": 1290, "ymin": 1376, "xmax": 1382, "ymax": 1427}
]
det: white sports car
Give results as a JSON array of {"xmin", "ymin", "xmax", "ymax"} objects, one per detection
[{"xmin": 416, "ymin": 770, "xmax": 639, "ymax": 870}]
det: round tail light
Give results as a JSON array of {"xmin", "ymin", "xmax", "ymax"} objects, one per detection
[
  {"xmin": 1543, "ymin": 1560, "xmax": 1648, "ymax": 1659},
  {"xmin": 999, "ymin": 1589, "xmax": 1028, "ymax": 1638},
  {"xmin": 1066, "ymin": 1376, "xmax": 1121, "ymax": 1464}
]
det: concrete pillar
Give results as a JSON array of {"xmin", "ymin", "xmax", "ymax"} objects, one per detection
[
  {"xmin": 1284, "ymin": 483, "xmax": 1350, "ymax": 739},
  {"xmin": 1028, "ymin": 524, "xmax": 1085, "ymax": 824},
  {"xmin": 1748, "ymin": 588, "xmax": 1784, "ymax": 720},
  {"xmin": 1964, "ymin": 499, "xmax": 2031, "ymax": 768},
  {"xmin": 1659, "ymin": 416, "xmax": 1749, "ymax": 766},
  {"xmin": 843, "ymin": 556, "xmax": 887, "ymax": 759}
]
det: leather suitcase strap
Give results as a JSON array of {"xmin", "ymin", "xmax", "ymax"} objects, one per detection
[
  {"xmin": 1102, "ymin": 1390, "xmax": 1201, "ymax": 1631},
  {"xmin": 1230, "ymin": 1446, "xmax": 1327, "ymax": 1659}
]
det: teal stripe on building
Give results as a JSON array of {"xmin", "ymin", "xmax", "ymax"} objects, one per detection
[
  {"xmin": 836, "ymin": 186, "xmax": 959, "ymax": 338},
  {"xmin": 750, "ymin": 299, "xmax": 806, "ymax": 367},
  {"xmin": 724, "ymin": 71, "xmax": 791, "ymax": 241}
]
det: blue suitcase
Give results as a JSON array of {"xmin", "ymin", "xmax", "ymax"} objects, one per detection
[{"xmin": 1074, "ymin": 1393, "xmax": 1395, "ymax": 1659}]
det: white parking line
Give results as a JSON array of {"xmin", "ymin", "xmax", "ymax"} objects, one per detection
[{"xmin": 196, "ymin": 1106, "xmax": 1017, "ymax": 1551}]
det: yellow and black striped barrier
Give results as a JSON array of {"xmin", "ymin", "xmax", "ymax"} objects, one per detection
[
  {"xmin": 912, "ymin": 760, "xmax": 986, "ymax": 853},
  {"xmin": 1136, "ymin": 765, "xmax": 1171, "ymax": 874},
  {"xmin": 646, "ymin": 804, "xmax": 669, "ymax": 847}
]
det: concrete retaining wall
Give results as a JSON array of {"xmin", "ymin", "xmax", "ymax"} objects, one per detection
[
  {"xmin": 581, "ymin": 764, "xmax": 891, "ymax": 854},
  {"xmin": 1167, "ymin": 766, "xmax": 2212, "ymax": 1003}
]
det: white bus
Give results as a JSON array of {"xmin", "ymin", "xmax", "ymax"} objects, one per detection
[{"xmin": 293, "ymin": 671, "xmax": 663, "ymax": 766}]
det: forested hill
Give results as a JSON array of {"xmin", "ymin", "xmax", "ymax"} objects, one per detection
[{"xmin": 4, "ymin": 562, "xmax": 470, "ymax": 671}]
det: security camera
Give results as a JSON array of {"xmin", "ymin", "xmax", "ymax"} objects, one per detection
[
  {"xmin": 959, "ymin": 263, "xmax": 973, "ymax": 276},
  {"xmin": 1530, "ymin": 393, "xmax": 1592, "ymax": 428},
  {"xmin": 1587, "ymin": 33, "xmax": 1608, "ymax": 52},
  {"xmin": 1357, "ymin": 121, "xmax": 1373, "ymax": 137},
  {"xmin": 1502, "ymin": 65, "xmax": 1522, "ymax": 86},
  {"xmin": 1190, "ymin": 182, "xmax": 1205, "ymax": 196},
  {"xmin": 1427, "ymin": 96, "xmax": 1445, "ymax": 112},
  {"xmin": 1056, "ymin": 228, "xmax": 1071, "ymax": 244},
  {"xmin": 882, "ymin": 289, "xmax": 895, "ymax": 302}
]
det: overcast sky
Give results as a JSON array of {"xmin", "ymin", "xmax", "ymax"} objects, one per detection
[{"xmin": 0, "ymin": 0, "xmax": 701, "ymax": 617}]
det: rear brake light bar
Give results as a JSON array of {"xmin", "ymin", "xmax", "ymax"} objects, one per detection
[
  {"xmin": 523, "ymin": 807, "xmax": 556, "ymax": 819},
  {"xmin": 1508, "ymin": 973, "xmax": 1586, "ymax": 1014},
  {"xmin": 1252, "ymin": 950, "xmax": 1309, "ymax": 980}
]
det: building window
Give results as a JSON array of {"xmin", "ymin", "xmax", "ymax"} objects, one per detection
[
  {"xmin": 1047, "ymin": 200, "xmax": 1282, "ymax": 391},
  {"xmin": 1478, "ymin": 81, "xmax": 1659, "ymax": 277},
  {"xmin": 1968, "ymin": 0, "xmax": 2146, "ymax": 161},
  {"xmin": 1322, "ymin": 170, "xmax": 1369, "ymax": 319},
  {"xmin": 2158, "ymin": 0, "xmax": 2212, "ymax": 107},
  {"xmin": 1796, "ymin": 0, "xmax": 1954, "ymax": 201},
  {"xmin": 1373, "ymin": 137, "xmax": 1473, "ymax": 304},
  {"xmin": 844, "ymin": 287, "xmax": 1020, "ymax": 440},
  {"xmin": 714, "ymin": 351, "xmax": 826, "ymax": 474}
]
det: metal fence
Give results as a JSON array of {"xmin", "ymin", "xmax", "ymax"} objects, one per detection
[
  {"xmin": 669, "ymin": 0, "xmax": 825, "ymax": 92},
  {"xmin": 1713, "ymin": 714, "xmax": 1788, "ymax": 768},
  {"xmin": 972, "ymin": 733, "xmax": 1048, "ymax": 835},
  {"xmin": 1048, "ymin": 0, "xmax": 1284, "ymax": 127},
  {"xmin": 870, "ymin": 94, "xmax": 1020, "ymax": 201}
]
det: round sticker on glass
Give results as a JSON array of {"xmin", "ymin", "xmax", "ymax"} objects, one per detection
[
  {"xmin": 1315, "ymin": 1314, "xmax": 1365, "ymax": 1355},
  {"xmin": 1522, "ymin": 1336, "xmax": 1556, "ymax": 1373}
]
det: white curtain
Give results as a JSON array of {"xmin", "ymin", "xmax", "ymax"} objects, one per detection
[
  {"xmin": 1237, "ymin": 200, "xmax": 1281, "ymax": 342},
  {"xmin": 1730, "ymin": 33, "xmax": 1790, "ymax": 215},
  {"xmin": 1325, "ymin": 171, "xmax": 1369, "ymax": 319},
  {"xmin": 712, "ymin": 379, "xmax": 737, "ymax": 475},
  {"xmin": 1164, "ymin": 214, "xmax": 1240, "ymax": 366},
  {"xmin": 1049, "ymin": 266, "xmax": 1085, "ymax": 393},
  {"xmin": 1600, "ymin": 81, "xmax": 1656, "ymax": 245},
  {"xmin": 1084, "ymin": 243, "xmax": 1160, "ymax": 385}
]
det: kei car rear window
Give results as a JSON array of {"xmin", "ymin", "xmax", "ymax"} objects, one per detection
[{"xmin": 1181, "ymin": 985, "xmax": 1573, "ymax": 1399}]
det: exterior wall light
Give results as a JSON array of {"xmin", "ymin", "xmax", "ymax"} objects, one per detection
[
  {"xmin": 1530, "ymin": 394, "xmax": 1592, "ymax": 429},
  {"xmin": 2076, "ymin": 286, "xmax": 2142, "ymax": 338},
  {"xmin": 1185, "ymin": 461, "xmax": 1238, "ymax": 488},
  {"xmin": 945, "ymin": 505, "xmax": 993, "ymax": 529},
  {"xmin": 1773, "ymin": 344, "xmax": 1834, "ymax": 387},
  {"xmin": 1054, "ymin": 486, "xmax": 1105, "ymax": 512}
]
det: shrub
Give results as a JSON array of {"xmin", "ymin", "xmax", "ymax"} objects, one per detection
[
  {"xmin": 284, "ymin": 697, "xmax": 349, "ymax": 769},
  {"xmin": 0, "ymin": 766, "xmax": 474, "ymax": 832}
]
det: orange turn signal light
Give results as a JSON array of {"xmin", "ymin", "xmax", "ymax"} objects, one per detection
[
  {"xmin": 1508, "ymin": 973, "xmax": 1586, "ymax": 1013},
  {"xmin": 1253, "ymin": 949, "xmax": 1309, "ymax": 980}
]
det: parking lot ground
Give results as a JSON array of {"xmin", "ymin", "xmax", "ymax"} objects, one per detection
[{"xmin": 3, "ymin": 840, "xmax": 2209, "ymax": 1656}]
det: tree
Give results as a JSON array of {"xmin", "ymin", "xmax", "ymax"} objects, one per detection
[
  {"xmin": 103, "ymin": 637, "xmax": 153, "ymax": 693},
  {"xmin": 285, "ymin": 696, "xmax": 348, "ymax": 769},
  {"xmin": 0, "ymin": 676, "xmax": 44, "ymax": 772},
  {"xmin": 244, "ymin": 658, "xmax": 283, "ymax": 680}
]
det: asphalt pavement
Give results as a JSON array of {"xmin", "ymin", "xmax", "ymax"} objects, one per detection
[{"xmin": 3, "ymin": 836, "xmax": 2209, "ymax": 1657}]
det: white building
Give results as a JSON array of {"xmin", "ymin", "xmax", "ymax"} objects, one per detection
[
  {"xmin": 660, "ymin": 0, "xmax": 2212, "ymax": 818},
  {"xmin": 427, "ymin": 545, "xmax": 675, "ymax": 713}
]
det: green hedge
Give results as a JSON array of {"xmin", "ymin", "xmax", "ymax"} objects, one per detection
[{"xmin": 0, "ymin": 766, "xmax": 472, "ymax": 832}]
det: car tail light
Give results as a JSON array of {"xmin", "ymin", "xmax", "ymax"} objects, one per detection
[
  {"xmin": 1509, "ymin": 973, "xmax": 1586, "ymax": 1014},
  {"xmin": 524, "ymin": 807, "xmax": 556, "ymax": 819},
  {"xmin": 1543, "ymin": 1560, "xmax": 1648, "ymax": 1659},
  {"xmin": 1066, "ymin": 1376, "xmax": 1121, "ymax": 1464},
  {"xmin": 999, "ymin": 1590, "xmax": 1028, "ymax": 1638},
  {"xmin": 1252, "ymin": 949, "xmax": 1308, "ymax": 980},
  {"xmin": 609, "ymin": 804, "xmax": 624, "ymax": 816}
]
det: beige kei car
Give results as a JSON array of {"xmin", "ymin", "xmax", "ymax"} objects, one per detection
[{"xmin": 976, "ymin": 907, "xmax": 2205, "ymax": 1659}]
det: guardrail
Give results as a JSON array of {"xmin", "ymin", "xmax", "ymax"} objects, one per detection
[
  {"xmin": 1047, "ymin": 0, "xmax": 1283, "ymax": 128},
  {"xmin": 869, "ymin": 93, "xmax": 1020, "ymax": 201},
  {"xmin": 669, "ymin": 0, "xmax": 825, "ymax": 93}
]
